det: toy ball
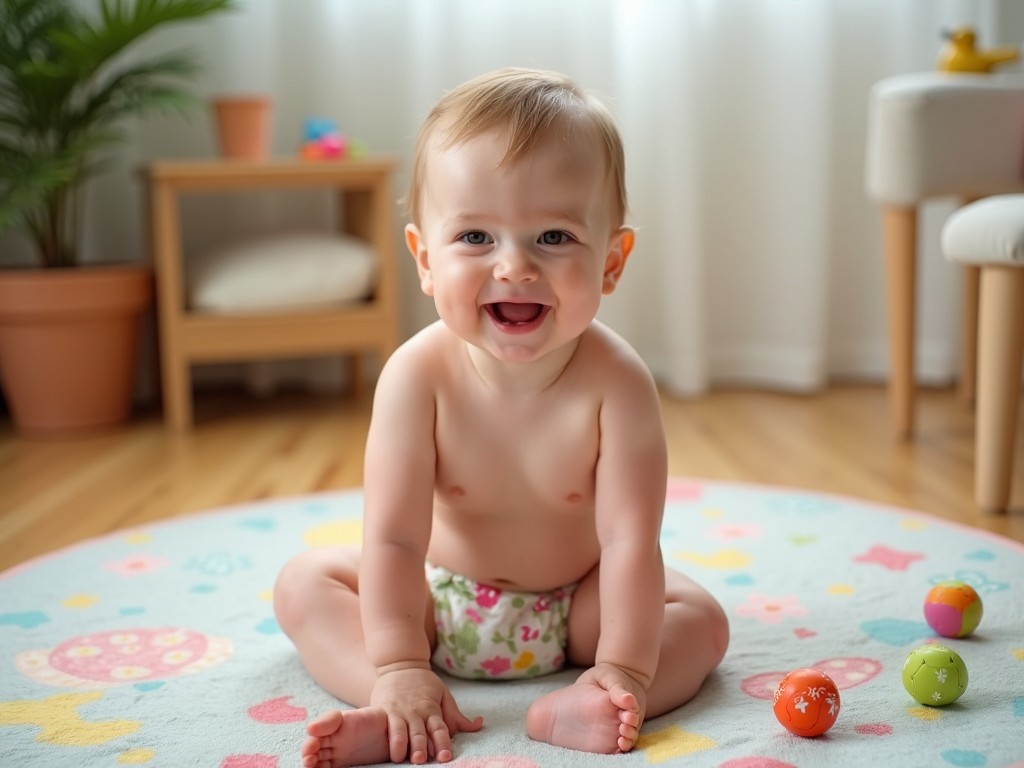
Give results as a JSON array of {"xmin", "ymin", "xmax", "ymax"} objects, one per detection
[
  {"xmin": 772, "ymin": 668, "xmax": 841, "ymax": 737},
  {"xmin": 924, "ymin": 580, "xmax": 982, "ymax": 638},
  {"xmin": 902, "ymin": 644, "xmax": 968, "ymax": 706}
]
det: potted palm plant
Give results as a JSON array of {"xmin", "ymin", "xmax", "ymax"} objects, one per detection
[{"xmin": 0, "ymin": 0, "xmax": 233, "ymax": 436}]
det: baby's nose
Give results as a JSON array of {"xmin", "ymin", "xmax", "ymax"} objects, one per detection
[{"xmin": 494, "ymin": 245, "xmax": 538, "ymax": 282}]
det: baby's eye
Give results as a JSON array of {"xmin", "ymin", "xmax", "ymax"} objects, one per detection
[
  {"xmin": 539, "ymin": 231, "xmax": 571, "ymax": 245},
  {"xmin": 460, "ymin": 231, "xmax": 491, "ymax": 246}
]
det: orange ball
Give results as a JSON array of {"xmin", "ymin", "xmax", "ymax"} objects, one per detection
[{"xmin": 772, "ymin": 668, "xmax": 841, "ymax": 737}]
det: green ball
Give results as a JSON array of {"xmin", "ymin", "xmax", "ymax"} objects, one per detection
[{"xmin": 902, "ymin": 644, "xmax": 968, "ymax": 706}]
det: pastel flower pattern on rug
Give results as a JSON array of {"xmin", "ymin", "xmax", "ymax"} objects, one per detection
[
  {"xmin": 15, "ymin": 628, "xmax": 233, "ymax": 688},
  {"xmin": 735, "ymin": 593, "xmax": 807, "ymax": 624},
  {"xmin": 103, "ymin": 554, "xmax": 171, "ymax": 577}
]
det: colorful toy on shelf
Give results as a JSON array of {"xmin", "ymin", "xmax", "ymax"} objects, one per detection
[
  {"xmin": 938, "ymin": 26, "xmax": 1020, "ymax": 73},
  {"xmin": 772, "ymin": 668, "xmax": 840, "ymax": 737},
  {"xmin": 300, "ymin": 117, "xmax": 348, "ymax": 160},
  {"xmin": 924, "ymin": 580, "xmax": 983, "ymax": 638},
  {"xmin": 902, "ymin": 644, "xmax": 968, "ymax": 706}
]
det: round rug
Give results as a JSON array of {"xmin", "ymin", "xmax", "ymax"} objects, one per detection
[{"xmin": 1, "ymin": 479, "xmax": 1022, "ymax": 767}]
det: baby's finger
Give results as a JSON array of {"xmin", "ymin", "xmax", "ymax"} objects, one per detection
[
  {"xmin": 426, "ymin": 714, "xmax": 454, "ymax": 762},
  {"xmin": 386, "ymin": 714, "xmax": 409, "ymax": 764},
  {"xmin": 407, "ymin": 722, "xmax": 430, "ymax": 765},
  {"xmin": 441, "ymin": 694, "xmax": 484, "ymax": 734}
]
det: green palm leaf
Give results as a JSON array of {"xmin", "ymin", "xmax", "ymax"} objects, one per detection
[{"xmin": 0, "ymin": 0, "xmax": 234, "ymax": 267}]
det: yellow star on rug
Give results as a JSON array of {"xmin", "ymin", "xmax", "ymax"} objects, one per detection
[
  {"xmin": 637, "ymin": 725, "xmax": 717, "ymax": 763},
  {"xmin": 675, "ymin": 549, "xmax": 751, "ymax": 569},
  {"xmin": 0, "ymin": 692, "xmax": 140, "ymax": 746},
  {"xmin": 303, "ymin": 519, "xmax": 362, "ymax": 547}
]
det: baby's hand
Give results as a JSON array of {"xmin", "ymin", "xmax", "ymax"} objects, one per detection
[{"xmin": 370, "ymin": 666, "xmax": 483, "ymax": 764}]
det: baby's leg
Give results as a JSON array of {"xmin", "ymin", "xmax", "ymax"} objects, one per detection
[
  {"xmin": 274, "ymin": 546, "xmax": 437, "ymax": 766},
  {"xmin": 526, "ymin": 566, "xmax": 728, "ymax": 753},
  {"xmin": 274, "ymin": 546, "xmax": 381, "ymax": 703},
  {"xmin": 641, "ymin": 567, "xmax": 730, "ymax": 716}
]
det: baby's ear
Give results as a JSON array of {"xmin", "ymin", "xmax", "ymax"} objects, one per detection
[
  {"xmin": 602, "ymin": 226, "xmax": 635, "ymax": 295},
  {"xmin": 405, "ymin": 223, "xmax": 434, "ymax": 296}
]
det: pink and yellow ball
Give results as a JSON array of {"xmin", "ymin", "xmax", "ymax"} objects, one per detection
[{"xmin": 924, "ymin": 580, "xmax": 983, "ymax": 638}]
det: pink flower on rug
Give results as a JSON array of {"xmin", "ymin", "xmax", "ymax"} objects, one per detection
[
  {"xmin": 852, "ymin": 545, "xmax": 925, "ymax": 571},
  {"xmin": 475, "ymin": 584, "xmax": 502, "ymax": 608},
  {"xmin": 481, "ymin": 656, "xmax": 511, "ymax": 676},
  {"xmin": 103, "ymin": 554, "xmax": 171, "ymax": 577},
  {"xmin": 708, "ymin": 523, "xmax": 763, "ymax": 541},
  {"xmin": 465, "ymin": 608, "xmax": 483, "ymax": 624},
  {"xmin": 735, "ymin": 593, "xmax": 807, "ymax": 624}
]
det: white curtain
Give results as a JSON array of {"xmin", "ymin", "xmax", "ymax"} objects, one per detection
[{"xmin": 63, "ymin": 0, "xmax": 1024, "ymax": 395}]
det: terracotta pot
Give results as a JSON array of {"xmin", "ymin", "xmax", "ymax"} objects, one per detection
[
  {"xmin": 0, "ymin": 264, "xmax": 153, "ymax": 437},
  {"xmin": 211, "ymin": 95, "xmax": 272, "ymax": 159}
]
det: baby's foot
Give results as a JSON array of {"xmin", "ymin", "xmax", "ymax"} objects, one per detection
[
  {"xmin": 301, "ymin": 708, "xmax": 391, "ymax": 768},
  {"xmin": 525, "ymin": 680, "xmax": 641, "ymax": 754}
]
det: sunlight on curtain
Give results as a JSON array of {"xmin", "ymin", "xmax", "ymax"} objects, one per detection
[{"xmin": 104, "ymin": 0, "xmax": 1022, "ymax": 395}]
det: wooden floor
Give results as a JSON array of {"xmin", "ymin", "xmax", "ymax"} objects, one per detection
[{"xmin": 1, "ymin": 384, "xmax": 1022, "ymax": 572}]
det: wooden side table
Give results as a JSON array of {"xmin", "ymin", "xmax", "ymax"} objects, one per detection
[{"xmin": 145, "ymin": 156, "xmax": 400, "ymax": 430}]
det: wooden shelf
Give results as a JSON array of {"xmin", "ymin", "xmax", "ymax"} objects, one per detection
[{"xmin": 145, "ymin": 155, "xmax": 400, "ymax": 430}]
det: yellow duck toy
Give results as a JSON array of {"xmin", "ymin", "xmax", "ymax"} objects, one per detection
[{"xmin": 938, "ymin": 26, "xmax": 1020, "ymax": 73}]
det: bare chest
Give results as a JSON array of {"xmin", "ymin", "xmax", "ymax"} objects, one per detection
[{"xmin": 433, "ymin": 392, "xmax": 599, "ymax": 511}]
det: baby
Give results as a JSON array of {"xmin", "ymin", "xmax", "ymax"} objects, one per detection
[{"xmin": 273, "ymin": 67, "xmax": 729, "ymax": 767}]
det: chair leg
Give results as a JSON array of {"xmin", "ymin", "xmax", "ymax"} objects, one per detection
[
  {"xmin": 975, "ymin": 267, "xmax": 1024, "ymax": 514},
  {"xmin": 959, "ymin": 265, "xmax": 980, "ymax": 405},
  {"xmin": 882, "ymin": 206, "xmax": 917, "ymax": 439}
]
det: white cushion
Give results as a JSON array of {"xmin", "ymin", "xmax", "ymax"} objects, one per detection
[
  {"xmin": 865, "ymin": 73, "xmax": 1024, "ymax": 205},
  {"xmin": 942, "ymin": 195, "xmax": 1024, "ymax": 266},
  {"xmin": 188, "ymin": 234, "xmax": 376, "ymax": 312}
]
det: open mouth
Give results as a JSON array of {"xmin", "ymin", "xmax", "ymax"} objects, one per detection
[{"xmin": 486, "ymin": 302, "xmax": 547, "ymax": 326}]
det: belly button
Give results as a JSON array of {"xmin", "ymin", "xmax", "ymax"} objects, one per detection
[
  {"xmin": 566, "ymin": 492, "xmax": 583, "ymax": 503},
  {"xmin": 450, "ymin": 486, "xmax": 466, "ymax": 497}
]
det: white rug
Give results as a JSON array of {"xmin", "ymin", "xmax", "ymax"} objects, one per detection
[{"xmin": 1, "ymin": 479, "xmax": 1022, "ymax": 767}]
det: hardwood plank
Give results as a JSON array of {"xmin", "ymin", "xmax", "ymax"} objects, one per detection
[{"xmin": 1, "ymin": 385, "xmax": 1021, "ymax": 572}]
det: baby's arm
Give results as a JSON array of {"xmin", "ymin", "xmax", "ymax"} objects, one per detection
[
  {"xmin": 359, "ymin": 343, "xmax": 482, "ymax": 762},
  {"xmin": 591, "ymin": 344, "xmax": 669, "ymax": 713}
]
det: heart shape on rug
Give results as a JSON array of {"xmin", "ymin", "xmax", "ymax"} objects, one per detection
[
  {"xmin": 740, "ymin": 657, "xmax": 883, "ymax": 700},
  {"xmin": 0, "ymin": 611, "xmax": 49, "ymax": 629},
  {"xmin": 248, "ymin": 696, "xmax": 307, "ymax": 724},
  {"xmin": 860, "ymin": 618, "xmax": 933, "ymax": 646}
]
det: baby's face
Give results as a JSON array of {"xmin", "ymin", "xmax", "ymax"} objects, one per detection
[{"xmin": 408, "ymin": 124, "xmax": 628, "ymax": 365}]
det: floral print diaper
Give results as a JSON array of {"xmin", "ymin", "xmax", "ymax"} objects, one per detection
[{"xmin": 426, "ymin": 563, "xmax": 576, "ymax": 680}]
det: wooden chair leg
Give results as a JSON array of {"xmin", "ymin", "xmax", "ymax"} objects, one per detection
[
  {"xmin": 975, "ymin": 267, "xmax": 1024, "ymax": 513},
  {"xmin": 162, "ymin": 354, "xmax": 193, "ymax": 431},
  {"xmin": 882, "ymin": 205, "xmax": 917, "ymax": 439},
  {"xmin": 959, "ymin": 265, "xmax": 980, "ymax": 405}
]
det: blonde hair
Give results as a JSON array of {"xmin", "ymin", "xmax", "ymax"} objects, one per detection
[{"xmin": 405, "ymin": 68, "xmax": 627, "ymax": 227}]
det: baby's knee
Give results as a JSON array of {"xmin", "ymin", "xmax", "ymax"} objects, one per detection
[
  {"xmin": 668, "ymin": 583, "xmax": 730, "ymax": 666},
  {"xmin": 272, "ymin": 555, "xmax": 311, "ymax": 635},
  {"xmin": 273, "ymin": 549, "xmax": 352, "ymax": 635},
  {"xmin": 703, "ymin": 594, "xmax": 730, "ymax": 666}
]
